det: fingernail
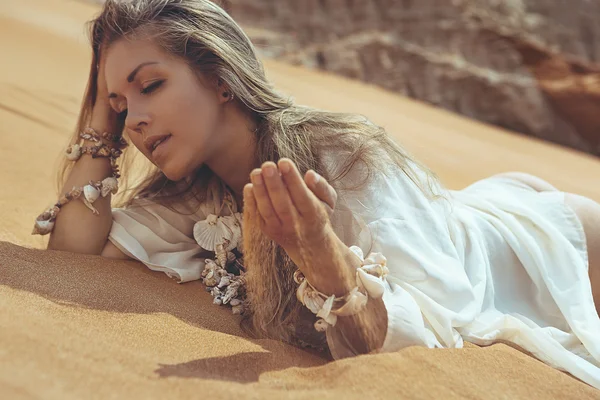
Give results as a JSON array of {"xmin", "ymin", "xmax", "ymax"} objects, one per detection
[
  {"xmin": 263, "ymin": 165, "xmax": 275, "ymax": 177},
  {"xmin": 251, "ymin": 171, "xmax": 263, "ymax": 185},
  {"xmin": 312, "ymin": 171, "xmax": 321, "ymax": 184},
  {"xmin": 279, "ymin": 160, "xmax": 290, "ymax": 174}
]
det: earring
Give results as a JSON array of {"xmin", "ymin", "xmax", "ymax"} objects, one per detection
[{"xmin": 223, "ymin": 91, "xmax": 234, "ymax": 101}]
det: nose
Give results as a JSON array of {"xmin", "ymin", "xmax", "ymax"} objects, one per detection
[{"xmin": 124, "ymin": 107, "xmax": 150, "ymax": 134}]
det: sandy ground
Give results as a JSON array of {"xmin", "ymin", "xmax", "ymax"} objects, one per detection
[{"xmin": 1, "ymin": 0, "xmax": 599, "ymax": 398}]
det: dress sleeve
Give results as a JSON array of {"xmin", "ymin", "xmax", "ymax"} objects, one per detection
[
  {"xmin": 108, "ymin": 197, "xmax": 209, "ymax": 283},
  {"xmin": 325, "ymin": 161, "xmax": 477, "ymax": 359}
]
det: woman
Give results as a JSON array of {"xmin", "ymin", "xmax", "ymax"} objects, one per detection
[{"xmin": 35, "ymin": 0, "xmax": 600, "ymax": 388}]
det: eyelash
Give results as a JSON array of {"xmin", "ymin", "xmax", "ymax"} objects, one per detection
[
  {"xmin": 116, "ymin": 80, "xmax": 164, "ymax": 119},
  {"xmin": 141, "ymin": 80, "xmax": 164, "ymax": 95}
]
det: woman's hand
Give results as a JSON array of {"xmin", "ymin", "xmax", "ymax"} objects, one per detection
[
  {"xmin": 90, "ymin": 53, "xmax": 119, "ymax": 129},
  {"xmin": 244, "ymin": 158, "xmax": 360, "ymax": 296},
  {"xmin": 244, "ymin": 159, "xmax": 333, "ymax": 256}
]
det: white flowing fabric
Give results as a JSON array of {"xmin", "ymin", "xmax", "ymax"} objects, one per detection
[
  {"xmin": 108, "ymin": 177, "xmax": 233, "ymax": 283},
  {"xmin": 108, "ymin": 162, "xmax": 600, "ymax": 388}
]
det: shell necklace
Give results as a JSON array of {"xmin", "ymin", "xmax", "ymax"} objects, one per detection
[
  {"xmin": 192, "ymin": 190, "xmax": 248, "ymax": 315},
  {"xmin": 192, "ymin": 185, "xmax": 329, "ymax": 354}
]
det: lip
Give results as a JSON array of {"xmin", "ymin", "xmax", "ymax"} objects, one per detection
[{"xmin": 143, "ymin": 134, "xmax": 172, "ymax": 154}]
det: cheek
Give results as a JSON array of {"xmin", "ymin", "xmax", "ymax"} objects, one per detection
[{"xmin": 170, "ymin": 84, "xmax": 220, "ymax": 135}]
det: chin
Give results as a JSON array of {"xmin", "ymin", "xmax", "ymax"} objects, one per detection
[
  {"xmin": 160, "ymin": 160, "xmax": 200, "ymax": 183},
  {"xmin": 160, "ymin": 165, "xmax": 187, "ymax": 182}
]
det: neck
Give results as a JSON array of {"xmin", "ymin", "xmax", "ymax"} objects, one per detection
[{"xmin": 206, "ymin": 106, "xmax": 258, "ymax": 206}]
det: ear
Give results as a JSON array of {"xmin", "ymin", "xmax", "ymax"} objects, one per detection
[{"xmin": 216, "ymin": 77, "xmax": 233, "ymax": 105}]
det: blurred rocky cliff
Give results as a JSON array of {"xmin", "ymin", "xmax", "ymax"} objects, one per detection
[{"xmin": 222, "ymin": 0, "xmax": 600, "ymax": 157}]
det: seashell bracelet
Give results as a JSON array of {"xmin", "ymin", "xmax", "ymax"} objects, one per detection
[
  {"xmin": 32, "ymin": 177, "xmax": 120, "ymax": 235},
  {"xmin": 32, "ymin": 127, "xmax": 124, "ymax": 236},
  {"xmin": 65, "ymin": 143, "xmax": 123, "ymax": 161},
  {"xmin": 80, "ymin": 127, "xmax": 128, "ymax": 150},
  {"xmin": 294, "ymin": 246, "xmax": 389, "ymax": 332}
]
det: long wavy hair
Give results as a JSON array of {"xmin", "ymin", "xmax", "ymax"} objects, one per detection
[{"xmin": 57, "ymin": 0, "xmax": 444, "ymax": 353}]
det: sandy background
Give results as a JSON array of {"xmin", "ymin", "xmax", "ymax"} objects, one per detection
[{"xmin": 1, "ymin": 0, "xmax": 599, "ymax": 398}]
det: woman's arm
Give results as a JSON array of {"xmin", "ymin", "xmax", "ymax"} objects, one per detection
[
  {"xmin": 302, "ymin": 229, "xmax": 388, "ymax": 354},
  {"xmin": 47, "ymin": 105, "xmax": 121, "ymax": 255},
  {"xmin": 100, "ymin": 239, "xmax": 131, "ymax": 260},
  {"xmin": 244, "ymin": 159, "xmax": 388, "ymax": 354},
  {"xmin": 47, "ymin": 54, "xmax": 128, "ymax": 258}
]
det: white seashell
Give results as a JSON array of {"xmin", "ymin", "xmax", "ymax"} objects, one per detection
[
  {"xmin": 100, "ymin": 177, "xmax": 119, "ymax": 197},
  {"xmin": 364, "ymin": 252, "xmax": 387, "ymax": 267},
  {"xmin": 230, "ymin": 298, "xmax": 242, "ymax": 306},
  {"xmin": 331, "ymin": 287, "xmax": 368, "ymax": 317},
  {"xmin": 213, "ymin": 296, "xmax": 223, "ymax": 305},
  {"xmin": 316, "ymin": 296, "xmax": 337, "ymax": 326},
  {"xmin": 207, "ymin": 214, "xmax": 219, "ymax": 224},
  {"xmin": 220, "ymin": 214, "xmax": 242, "ymax": 250},
  {"xmin": 202, "ymin": 259, "xmax": 218, "ymax": 278},
  {"xmin": 32, "ymin": 219, "xmax": 55, "ymax": 235},
  {"xmin": 304, "ymin": 291, "xmax": 325, "ymax": 315},
  {"xmin": 361, "ymin": 263, "xmax": 385, "ymax": 278},
  {"xmin": 83, "ymin": 185, "xmax": 100, "ymax": 204},
  {"xmin": 217, "ymin": 276, "xmax": 231, "ymax": 288},
  {"xmin": 218, "ymin": 269, "xmax": 229, "ymax": 279},
  {"xmin": 193, "ymin": 214, "xmax": 235, "ymax": 251},
  {"xmin": 203, "ymin": 262, "xmax": 223, "ymax": 286},
  {"xmin": 204, "ymin": 275, "xmax": 219, "ymax": 287},
  {"xmin": 349, "ymin": 245, "xmax": 364, "ymax": 260},
  {"xmin": 314, "ymin": 319, "xmax": 330, "ymax": 332},
  {"xmin": 215, "ymin": 244, "xmax": 227, "ymax": 267},
  {"xmin": 222, "ymin": 281, "xmax": 241, "ymax": 304},
  {"xmin": 296, "ymin": 279, "xmax": 308, "ymax": 303},
  {"xmin": 356, "ymin": 268, "xmax": 385, "ymax": 299},
  {"xmin": 65, "ymin": 144, "xmax": 81, "ymax": 161}
]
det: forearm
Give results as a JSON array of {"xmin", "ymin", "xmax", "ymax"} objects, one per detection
[
  {"xmin": 47, "ymin": 109, "xmax": 117, "ymax": 255},
  {"xmin": 333, "ymin": 297, "xmax": 388, "ymax": 355},
  {"xmin": 300, "ymin": 231, "xmax": 388, "ymax": 354}
]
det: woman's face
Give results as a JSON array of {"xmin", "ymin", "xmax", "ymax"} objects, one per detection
[{"xmin": 104, "ymin": 38, "xmax": 228, "ymax": 181}]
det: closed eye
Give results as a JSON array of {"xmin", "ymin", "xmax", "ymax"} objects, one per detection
[{"xmin": 141, "ymin": 80, "xmax": 164, "ymax": 95}]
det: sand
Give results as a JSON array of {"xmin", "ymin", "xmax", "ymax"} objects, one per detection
[{"xmin": 1, "ymin": 0, "xmax": 599, "ymax": 398}]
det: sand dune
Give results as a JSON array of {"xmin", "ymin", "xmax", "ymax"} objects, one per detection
[{"xmin": 1, "ymin": 0, "xmax": 599, "ymax": 398}]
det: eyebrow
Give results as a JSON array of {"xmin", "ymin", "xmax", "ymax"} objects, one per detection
[{"xmin": 107, "ymin": 61, "xmax": 159, "ymax": 99}]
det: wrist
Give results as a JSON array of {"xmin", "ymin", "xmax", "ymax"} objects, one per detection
[
  {"xmin": 299, "ymin": 233, "xmax": 362, "ymax": 297},
  {"xmin": 90, "ymin": 103, "xmax": 118, "ymax": 132}
]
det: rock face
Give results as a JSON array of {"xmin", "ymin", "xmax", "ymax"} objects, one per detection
[{"xmin": 223, "ymin": 0, "xmax": 600, "ymax": 156}]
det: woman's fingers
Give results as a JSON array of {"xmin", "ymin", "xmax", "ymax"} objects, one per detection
[
  {"xmin": 261, "ymin": 162, "xmax": 296, "ymax": 225},
  {"xmin": 250, "ymin": 167, "xmax": 280, "ymax": 227},
  {"xmin": 278, "ymin": 158, "xmax": 318, "ymax": 216},
  {"xmin": 247, "ymin": 159, "xmax": 333, "ymax": 250},
  {"xmin": 304, "ymin": 170, "xmax": 337, "ymax": 212}
]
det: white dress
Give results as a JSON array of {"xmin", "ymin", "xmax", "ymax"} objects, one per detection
[{"xmin": 108, "ymin": 161, "xmax": 600, "ymax": 389}]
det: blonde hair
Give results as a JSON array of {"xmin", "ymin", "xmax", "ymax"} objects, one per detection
[{"xmin": 58, "ymin": 0, "xmax": 444, "ymax": 352}]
